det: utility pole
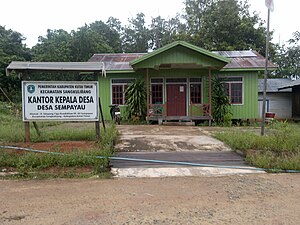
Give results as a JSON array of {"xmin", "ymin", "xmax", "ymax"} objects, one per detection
[{"xmin": 261, "ymin": 0, "xmax": 274, "ymax": 136}]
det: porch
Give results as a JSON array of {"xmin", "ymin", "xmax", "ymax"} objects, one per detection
[
  {"xmin": 148, "ymin": 103, "xmax": 212, "ymax": 124},
  {"xmin": 128, "ymin": 42, "xmax": 231, "ymax": 125}
]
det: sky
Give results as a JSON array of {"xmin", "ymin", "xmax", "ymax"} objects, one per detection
[{"xmin": 0, "ymin": 0, "xmax": 299, "ymax": 48}]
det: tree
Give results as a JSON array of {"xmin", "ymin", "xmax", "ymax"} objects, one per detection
[
  {"xmin": 31, "ymin": 29, "xmax": 72, "ymax": 62},
  {"xmin": 149, "ymin": 16, "xmax": 167, "ymax": 50},
  {"xmin": 70, "ymin": 24, "xmax": 113, "ymax": 62},
  {"xmin": 90, "ymin": 20, "xmax": 122, "ymax": 53},
  {"xmin": 0, "ymin": 26, "xmax": 31, "ymax": 102},
  {"xmin": 149, "ymin": 15, "xmax": 188, "ymax": 50},
  {"xmin": 184, "ymin": 0, "xmax": 213, "ymax": 34},
  {"xmin": 122, "ymin": 13, "xmax": 150, "ymax": 53},
  {"xmin": 183, "ymin": 0, "xmax": 268, "ymax": 54},
  {"xmin": 272, "ymin": 31, "xmax": 300, "ymax": 79}
]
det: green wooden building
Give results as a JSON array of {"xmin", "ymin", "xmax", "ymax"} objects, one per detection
[{"xmin": 89, "ymin": 41, "xmax": 276, "ymax": 123}]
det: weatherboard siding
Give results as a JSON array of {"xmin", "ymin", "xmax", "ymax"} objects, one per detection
[
  {"xmin": 217, "ymin": 71, "xmax": 258, "ymax": 119},
  {"xmin": 133, "ymin": 46, "xmax": 226, "ymax": 69},
  {"xmin": 99, "ymin": 70, "xmax": 259, "ymax": 121},
  {"xmin": 98, "ymin": 73, "xmax": 142, "ymax": 120}
]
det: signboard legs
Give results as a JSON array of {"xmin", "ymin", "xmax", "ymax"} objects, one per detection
[{"xmin": 25, "ymin": 121, "xmax": 30, "ymax": 142}]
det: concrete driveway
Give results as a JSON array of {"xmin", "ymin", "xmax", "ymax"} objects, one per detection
[
  {"xmin": 115, "ymin": 125, "xmax": 230, "ymax": 152},
  {"xmin": 111, "ymin": 125, "xmax": 264, "ymax": 177}
]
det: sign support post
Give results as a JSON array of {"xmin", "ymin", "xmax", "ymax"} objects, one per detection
[{"xmin": 24, "ymin": 121, "xmax": 30, "ymax": 142}]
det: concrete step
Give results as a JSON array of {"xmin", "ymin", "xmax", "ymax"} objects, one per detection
[{"xmin": 162, "ymin": 121, "xmax": 195, "ymax": 126}]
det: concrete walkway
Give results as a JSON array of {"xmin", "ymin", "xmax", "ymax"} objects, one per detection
[
  {"xmin": 111, "ymin": 125, "xmax": 264, "ymax": 177},
  {"xmin": 115, "ymin": 125, "xmax": 231, "ymax": 152}
]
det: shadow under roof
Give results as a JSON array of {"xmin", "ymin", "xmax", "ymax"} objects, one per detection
[{"xmin": 6, "ymin": 61, "xmax": 104, "ymax": 75}]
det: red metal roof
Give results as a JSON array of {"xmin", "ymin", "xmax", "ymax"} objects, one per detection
[
  {"xmin": 213, "ymin": 50, "xmax": 277, "ymax": 70},
  {"xmin": 88, "ymin": 50, "xmax": 276, "ymax": 71},
  {"xmin": 88, "ymin": 53, "xmax": 145, "ymax": 71}
]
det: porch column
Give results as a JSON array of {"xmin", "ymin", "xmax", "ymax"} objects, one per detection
[
  {"xmin": 146, "ymin": 68, "xmax": 150, "ymax": 120},
  {"xmin": 208, "ymin": 67, "xmax": 212, "ymax": 126}
]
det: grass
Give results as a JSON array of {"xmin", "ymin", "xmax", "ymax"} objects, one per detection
[
  {"xmin": 0, "ymin": 101, "xmax": 119, "ymax": 179},
  {"xmin": 214, "ymin": 121, "xmax": 300, "ymax": 171}
]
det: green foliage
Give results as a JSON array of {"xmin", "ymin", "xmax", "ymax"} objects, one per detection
[
  {"xmin": 122, "ymin": 13, "xmax": 151, "ymax": 53},
  {"xmin": 0, "ymin": 149, "xmax": 112, "ymax": 177},
  {"xmin": 0, "ymin": 115, "xmax": 119, "ymax": 178},
  {"xmin": 0, "ymin": 26, "xmax": 31, "ymax": 102},
  {"xmin": 214, "ymin": 122, "xmax": 300, "ymax": 170},
  {"xmin": 149, "ymin": 15, "xmax": 187, "ymax": 50},
  {"xmin": 70, "ymin": 23, "xmax": 114, "ymax": 62},
  {"xmin": 0, "ymin": 101, "xmax": 119, "ymax": 144},
  {"xmin": 124, "ymin": 79, "xmax": 146, "ymax": 120},
  {"xmin": 32, "ymin": 22, "xmax": 116, "ymax": 63},
  {"xmin": 32, "ymin": 29, "xmax": 73, "ymax": 62},
  {"xmin": 212, "ymin": 76, "xmax": 232, "ymax": 125},
  {"xmin": 272, "ymin": 31, "xmax": 300, "ymax": 79},
  {"xmin": 183, "ymin": 0, "xmax": 268, "ymax": 54},
  {"xmin": 246, "ymin": 151, "xmax": 300, "ymax": 171}
]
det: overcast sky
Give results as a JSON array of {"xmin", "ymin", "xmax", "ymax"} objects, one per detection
[{"xmin": 0, "ymin": 0, "xmax": 299, "ymax": 48}]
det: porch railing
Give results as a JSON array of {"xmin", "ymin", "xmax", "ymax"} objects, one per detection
[
  {"xmin": 148, "ymin": 103, "xmax": 210, "ymax": 118},
  {"xmin": 149, "ymin": 104, "xmax": 166, "ymax": 117},
  {"xmin": 190, "ymin": 104, "xmax": 210, "ymax": 117}
]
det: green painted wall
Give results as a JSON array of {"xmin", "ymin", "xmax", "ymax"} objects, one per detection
[
  {"xmin": 133, "ymin": 46, "xmax": 226, "ymax": 69},
  {"xmin": 98, "ymin": 69, "xmax": 258, "ymax": 120},
  {"xmin": 98, "ymin": 73, "xmax": 142, "ymax": 120},
  {"xmin": 217, "ymin": 71, "xmax": 258, "ymax": 119}
]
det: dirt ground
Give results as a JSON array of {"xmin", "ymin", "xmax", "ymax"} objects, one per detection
[
  {"xmin": 1, "ymin": 173, "xmax": 299, "ymax": 225},
  {"xmin": 15, "ymin": 141, "xmax": 97, "ymax": 152}
]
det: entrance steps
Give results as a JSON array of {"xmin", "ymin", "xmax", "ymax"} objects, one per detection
[{"xmin": 161, "ymin": 121, "xmax": 195, "ymax": 126}]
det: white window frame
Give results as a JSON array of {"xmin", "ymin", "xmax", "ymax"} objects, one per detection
[
  {"xmin": 189, "ymin": 78, "xmax": 203, "ymax": 105},
  {"xmin": 110, "ymin": 78, "xmax": 135, "ymax": 105},
  {"xmin": 150, "ymin": 78, "xmax": 164, "ymax": 104},
  {"xmin": 220, "ymin": 76, "xmax": 244, "ymax": 105}
]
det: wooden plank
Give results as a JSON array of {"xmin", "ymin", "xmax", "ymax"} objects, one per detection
[
  {"xmin": 95, "ymin": 121, "xmax": 100, "ymax": 142},
  {"xmin": 146, "ymin": 68, "xmax": 150, "ymax": 119},
  {"xmin": 111, "ymin": 151, "xmax": 247, "ymax": 168},
  {"xmin": 24, "ymin": 122, "xmax": 30, "ymax": 143}
]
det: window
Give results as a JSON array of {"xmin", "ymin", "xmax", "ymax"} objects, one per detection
[
  {"xmin": 221, "ymin": 77, "xmax": 243, "ymax": 104},
  {"xmin": 151, "ymin": 78, "xmax": 163, "ymax": 104},
  {"xmin": 166, "ymin": 78, "xmax": 187, "ymax": 83},
  {"xmin": 190, "ymin": 78, "xmax": 202, "ymax": 104},
  {"xmin": 111, "ymin": 79, "xmax": 135, "ymax": 105}
]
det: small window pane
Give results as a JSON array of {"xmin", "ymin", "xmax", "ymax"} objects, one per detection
[
  {"xmin": 112, "ymin": 79, "xmax": 135, "ymax": 84},
  {"xmin": 112, "ymin": 85, "xmax": 123, "ymax": 105},
  {"xmin": 190, "ymin": 83, "xmax": 202, "ymax": 104},
  {"xmin": 190, "ymin": 78, "xmax": 202, "ymax": 83},
  {"xmin": 151, "ymin": 78, "xmax": 163, "ymax": 83},
  {"xmin": 231, "ymin": 83, "xmax": 242, "ymax": 104},
  {"xmin": 220, "ymin": 77, "xmax": 242, "ymax": 82},
  {"xmin": 151, "ymin": 84, "xmax": 163, "ymax": 104},
  {"xmin": 166, "ymin": 78, "xmax": 187, "ymax": 83}
]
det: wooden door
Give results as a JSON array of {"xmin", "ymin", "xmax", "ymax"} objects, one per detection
[{"xmin": 167, "ymin": 84, "xmax": 187, "ymax": 116}]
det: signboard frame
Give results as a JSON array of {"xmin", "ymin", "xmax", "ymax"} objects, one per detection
[{"xmin": 22, "ymin": 81, "xmax": 99, "ymax": 122}]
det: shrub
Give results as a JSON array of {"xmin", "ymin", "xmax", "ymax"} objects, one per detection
[
  {"xmin": 124, "ymin": 79, "xmax": 146, "ymax": 120},
  {"xmin": 212, "ymin": 76, "xmax": 232, "ymax": 125}
]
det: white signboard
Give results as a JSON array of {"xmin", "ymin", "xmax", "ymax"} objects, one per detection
[{"xmin": 22, "ymin": 81, "xmax": 99, "ymax": 121}]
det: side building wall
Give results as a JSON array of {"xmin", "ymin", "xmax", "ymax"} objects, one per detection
[{"xmin": 258, "ymin": 92, "xmax": 292, "ymax": 119}]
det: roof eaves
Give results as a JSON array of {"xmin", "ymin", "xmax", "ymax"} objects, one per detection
[
  {"xmin": 220, "ymin": 67, "xmax": 277, "ymax": 72},
  {"xmin": 106, "ymin": 70, "xmax": 135, "ymax": 74},
  {"xmin": 6, "ymin": 61, "xmax": 103, "ymax": 75}
]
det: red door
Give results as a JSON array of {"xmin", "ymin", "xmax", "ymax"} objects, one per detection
[{"xmin": 167, "ymin": 84, "xmax": 187, "ymax": 116}]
